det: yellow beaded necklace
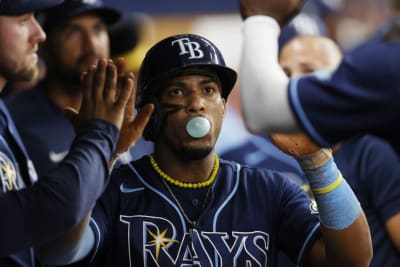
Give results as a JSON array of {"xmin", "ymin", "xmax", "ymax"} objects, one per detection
[{"xmin": 149, "ymin": 154, "xmax": 219, "ymax": 189}]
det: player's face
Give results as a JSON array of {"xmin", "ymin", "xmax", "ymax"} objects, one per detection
[
  {"xmin": 279, "ymin": 37, "xmax": 338, "ymax": 78},
  {"xmin": 45, "ymin": 13, "xmax": 110, "ymax": 89},
  {"xmin": 0, "ymin": 14, "xmax": 46, "ymax": 88},
  {"xmin": 158, "ymin": 74, "xmax": 226, "ymax": 160}
]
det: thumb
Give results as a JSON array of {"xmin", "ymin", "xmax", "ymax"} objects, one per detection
[{"xmin": 132, "ymin": 104, "xmax": 154, "ymax": 134}]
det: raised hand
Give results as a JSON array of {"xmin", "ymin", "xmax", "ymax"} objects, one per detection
[
  {"xmin": 269, "ymin": 133, "xmax": 322, "ymax": 157},
  {"xmin": 77, "ymin": 58, "xmax": 132, "ymax": 130},
  {"xmin": 113, "ymin": 58, "xmax": 154, "ymax": 155},
  {"xmin": 239, "ymin": 0, "xmax": 305, "ymax": 26}
]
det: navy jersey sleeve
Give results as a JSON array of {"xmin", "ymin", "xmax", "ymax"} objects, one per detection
[
  {"xmin": 0, "ymin": 119, "xmax": 118, "ymax": 256},
  {"xmin": 84, "ymin": 166, "xmax": 127, "ymax": 266},
  {"xmin": 288, "ymin": 42, "xmax": 400, "ymax": 147}
]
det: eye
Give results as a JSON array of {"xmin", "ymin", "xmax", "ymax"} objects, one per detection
[
  {"xmin": 94, "ymin": 22, "xmax": 107, "ymax": 35},
  {"xmin": 62, "ymin": 25, "xmax": 81, "ymax": 38},
  {"xmin": 167, "ymin": 87, "xmax": 184, "ymax": 96},
  {"xmin": 204, "ymin": 87, "xmax": 215, "ymax": 94},
  {"xmin": 303, "ymin": 66, "xmax": 317, "ymax": 74},
  {"xmin": 18, "ymin": 14, "xmax": 32, "ymax": 24}
]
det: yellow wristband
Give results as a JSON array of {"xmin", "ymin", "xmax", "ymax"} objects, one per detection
[{"xmin": 311, "ymin": 173, "xmax": 343, "ymax": 195}]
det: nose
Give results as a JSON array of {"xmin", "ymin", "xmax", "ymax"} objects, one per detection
[
  {"xmin": 31, "ymin": 16, "xmax": 46, "ymax": 44},
  {"xmin": 187, "ymin": 91, "xmax": 205, "ymax": 113},
  {"xmin": 82, "ymin": 31, "xmax": 97, "ymax": 52}
]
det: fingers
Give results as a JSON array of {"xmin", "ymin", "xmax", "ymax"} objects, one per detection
[
  {"xmin": 132, "ymin": 103, "xmax": 154, "ymax": 134},
  {"xmin": 114, "ymin": 73, "xmax": 134, "ymax": 113},
  {"xmin": 92, "ymin": 59, "xmax": 108, "ymax": 102},
  {"xmin": 115, "ymin": 57, "xmax": 126, "ymax": 76},
  {"xmin": 124, "ymin": 72, "xmax": 136, "ymax": 119},
  {"xmin": 238, "ymin": 0, "xmax": 304, "ymax": 26},
  {"xmin": 113, "ymin": 103, "xmax": 154, "ymax": 155},
  {"xmin": 81, "ymin": 67, "xmax": 95, "ymax": 110},
  {"xmin": 103, "ymin": 60, "xmax": 117, "ymax": 102},
  {"xmin": 78, "ymin": 58, "xmax": 136, "ymax": 131}
]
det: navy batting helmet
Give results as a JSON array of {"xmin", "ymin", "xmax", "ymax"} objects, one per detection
[
  {"xmin": 136, "ymin": 33, "xmax": 237, "ymax": 105},
  {"xmin": 136, "ymin": 33, "xmax": 237, "ymax": 141}
]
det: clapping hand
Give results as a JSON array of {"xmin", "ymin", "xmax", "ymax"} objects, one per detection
[
  {"xmin": 269, "ymin": 133, "xmax": 322, "ymax": 157},
  {"xmin": 65, "ymin": 58, "xmax": 153, "ymax": 159},
  {"xmin": 113, "ymin": 58, "xmax": 154, "ymax": 156},
  {"xmin": 239, "ymin": 0, "xmax": 305, "ymax": 26}
]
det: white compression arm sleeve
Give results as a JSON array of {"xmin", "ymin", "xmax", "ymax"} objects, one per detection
[{"xmin": 240, "ymin": 16, "xmax": 301, "ymax": 134}]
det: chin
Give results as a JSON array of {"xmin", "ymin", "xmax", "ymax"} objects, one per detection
[
  {"xmin": 13, "ymin": 66, "xmax": 38, "ymax": 82},
  {"xmin": 180, "ymin": 146, "xmax": 213, "ymax": 160}
]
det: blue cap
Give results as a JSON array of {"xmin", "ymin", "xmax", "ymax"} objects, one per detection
[
  {"xmin": 279, "ymin": 13, "xmax": 327, "ymax": 51},
  {"xmin": 0, "ymin": 0, "xmax": 64, "ymax": 15},
  {"xmin": 303, "ymin": 0, "xmax": 344, "ymax": 18},
  {"xmin": 40, "ymin": 0, "xmax": 120, "ymax": 30}
]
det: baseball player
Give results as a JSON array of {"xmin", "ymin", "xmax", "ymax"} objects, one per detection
[
  {"xmin": 36, "ymin": 34, "xmax": 371, "ymax": 267},
  {"xmin": 239, "ymin": 0, "xmax": 400, "ymax": 155},
  {"xmin": 219, "ymin": 13, "xmax": 329, "ymax": 202},
  {"xmin": 5, "ymin": 0, "xmax": 153, "ymax": 177},
  {"xmin": 279, "ymin": 34, "xmax": 400, "ymax": 267},
  {"xmin": 0, "ymin": 1, "xmax": 153, "ymax": 266}
]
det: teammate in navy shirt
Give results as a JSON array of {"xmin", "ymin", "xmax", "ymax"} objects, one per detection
[
  {"xmin": 239, "ymin": 0, "xmax": 400, "ymax": 155},
  {"xmin": 278, "ymin": 34, "xmax": 400, "ymax": 267},
  {"xmin": 36, "ymin": 34, "xmax": 371, "ymax": 267},
  {"xmin": 5, "ymin": 0, "xmax": 153, "ymax": 177},
  {"xmin": 334, "ymin": 135, "xmax": 400, "ymax": 266},
  {"xmin": 0, "ymin": 1, "xmax": 153, "ymax": 265}
]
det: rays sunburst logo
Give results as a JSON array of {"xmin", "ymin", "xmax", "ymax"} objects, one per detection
[{"xmin": 0, "ymin": 151, "xmax": 20, "ymax": 192}]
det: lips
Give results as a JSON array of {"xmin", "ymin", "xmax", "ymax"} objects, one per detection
[{"xmin": 28, "ymin": 52, "xmax": 38, "ymax": 64}]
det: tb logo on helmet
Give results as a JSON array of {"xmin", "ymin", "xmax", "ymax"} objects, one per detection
[
  {"xmin": 136, "ymin": 33, "xmax": 237, "ymax": 141},
  {"xmin": 171, "ymin": 38, "xmax": 204, "ymax": 59}
]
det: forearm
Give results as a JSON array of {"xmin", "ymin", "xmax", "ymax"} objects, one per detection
[
  {"xmin": 298, "ymin": 150, "xmax": 372, "ymax": 266},
  {"xmin": 36, "ymin": 213, "xmax": 95, "ymax": 265},
  {"xmin": 240, "ymin": 16, "xmax": 300, "ymax": 134},
  {"xmin": 0, "ymin": 119, "xmax": 118, "ymax": 256},
  {"xmin": 318, "ymin": 213, "xmax": 372, "ymax": 267}
]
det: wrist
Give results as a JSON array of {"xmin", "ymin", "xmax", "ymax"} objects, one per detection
[
  {"xmin": 296, "ymin": 148, "xmax": 332, "ymax": 170},
  {"xmin": 244, "ymin": 15, "xmax": 281, "ymax": 33},
  {"xmin": 300, "ymin": 151, "xmax": 361, "ymax": 230}
]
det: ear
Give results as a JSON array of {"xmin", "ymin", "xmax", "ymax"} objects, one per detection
[{"xmin": 221, "ymin": 97, "xmax": 227, "ymax": 119}]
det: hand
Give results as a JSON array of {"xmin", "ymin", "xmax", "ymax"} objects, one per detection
[
  {"xmin": 239, "ymin": 0, "xmax": 305, "ymax": 26},
  {"xmin": 269, "ymin": 133, "xmax": 322, "ymax": 157},
  {"xmin": 113, "ymin": 58, "xmax": 154, "ymax": 155},
  {"xmin": 76, "ymin": 58, "xmax": 132, "ymax": 130}
]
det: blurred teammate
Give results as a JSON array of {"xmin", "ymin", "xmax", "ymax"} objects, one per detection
[
  {"xmin": 0, "ymin": 0, "xmax": 152, "ymax": 266},
  {"xmin": 219, "ymin": 13, "xmax": 328, "ymax": 201},
  {"xmin": 279, "ymin": 34, "xmax": 400, "ymax": 267},
  {"xmin": 5, "ymin": 0, "xmax": 152, "ymax": 176},
  {"xmin": 239, "ymin": 0, "xmax": 400, "ymax": 155},
  {"xmin": 36, "ymin": 34, "xmax": 371, "ymax": 267}
]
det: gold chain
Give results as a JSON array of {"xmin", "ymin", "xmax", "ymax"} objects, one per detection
[{"xmin": 149, "ymin": 154, "xmax": 219, "ymax": 189}]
